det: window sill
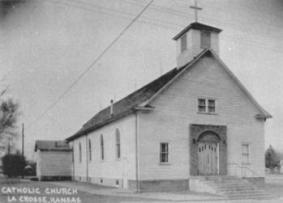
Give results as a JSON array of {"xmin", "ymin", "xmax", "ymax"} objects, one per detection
[
  {"xmin": 241, "ymin": 162, "xmax": 251, "ymax": 165},
  {"xmin": 197, "ymin": 112, "xmax": 218, "ymax": 115},
  {"xmin": 159, "ymin": 162, "xmax": 171, "ymax": 166}
]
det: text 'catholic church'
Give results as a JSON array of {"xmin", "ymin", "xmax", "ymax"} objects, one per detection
[{"xmin": 66, "ymin": 21, "xmax": 271, "ymax": 192}]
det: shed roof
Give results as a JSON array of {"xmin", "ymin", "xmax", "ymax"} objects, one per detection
[{"xmin": 34, "ymin": 140, "xmax": 71, "ymax": 152}]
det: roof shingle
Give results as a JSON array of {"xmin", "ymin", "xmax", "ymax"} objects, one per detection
[{"xmin": 66, "ymin": 62, "xmax": 191, "ymax": 141}]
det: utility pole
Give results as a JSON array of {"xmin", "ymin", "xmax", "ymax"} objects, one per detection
[
  {"xmin": 22, "ymin": 123, "xmax": 25, "ymax": 179},
  {"xmin": 22, "ymin": 123, "xmax": 24, "ymax": 157},
  {"xmin": 7, "ymin": 137, "xmax": 11, "ymax": 154}
]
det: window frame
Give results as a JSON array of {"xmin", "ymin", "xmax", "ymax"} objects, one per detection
[
  {"xmin": 197, "ymin": 98, "xmax": 216, "ymax": 114},
  {"xmin": 208, "ymin": 99, "xmax": 216, "ymax": 113},
  {"xmin": 100, "ymin": 134, "xmax": 104, "ymax": 161},
  {"xmin": 200, "ymin": 30, "xmax": 211, "ymax": 49},
  {"xmin": 79, "ymin": 142, "xmax": 82, "ymax": 163},
  {"xmin": 115, "ymin": 129, "xmax": 121, "ymax": 160},
  {"xmin": 180, "ymin": 33, "xmax": 187, "ymax": 53},
  {"xmin": 88, "ymin": 139, "xmax": 92, "ymax": 161},
  {"xmin": 241, "ymin": 143, "xmax": 250, "ymax": 164},
  {"xmin": 160, "ymin": 142, "xmax": 169, "ymax": 164},
  {"xmin": 198, "ymin": 98, "xmax": 206, "ymax": 113}
]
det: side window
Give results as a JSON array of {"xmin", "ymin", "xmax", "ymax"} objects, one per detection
[
  {"xmin": 88, "ymin": 139, "xmax": 92, "ymax": 161},
  {"xmin": 116, "ymin": 129, "xmax": 121, "ymax": 160},
  {"xmin": 201, "ymin": 31, "xmax": 211, "ymax": 49},
  {"xmin": 79, "ymin": 142, "xmax": 82, "ymax": 163},
  {"xmin": 160, "ymin": 143, "xmax": 169, "ymax": 163},
  {"xmin": 100, "ymin": 134, "xmax": 104, "ymax": 160},
  {"xmin": 180, "ymin": 34, "xmax": 187, "ymax": 52},
  {"xmin": 241, "ymin": 143, "xmax": 250, "ymax": 164}
]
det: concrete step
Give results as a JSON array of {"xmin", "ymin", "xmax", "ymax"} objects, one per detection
[
  {"xmin": 190, "ymin": 176, "xmax": 275, "ymax": 200},
  {"xmin": 219, "ymin": 189, "xmax": 263, "ymax": 193},
  {"xmin": 228, "ymin": 195, "xmax": 274, "ymax": 200},
  {"xmin": 222, "ymin": 190, "xmax": 269, "ymax": 195},
  {"xmin": 217, "ymin": 186, "xmax": 254, "ymax": 189},
  {"xmin": 227, "ymin": 193, "xmax": 274, "ymax": 199}
]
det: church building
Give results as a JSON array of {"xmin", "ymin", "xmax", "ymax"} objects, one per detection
[{"xmin": 66, "ymin": 22, "xmax": 271, "ymax": 192}]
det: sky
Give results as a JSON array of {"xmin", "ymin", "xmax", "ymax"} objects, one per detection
[{"xmin": 0, "ymin": 0, "xmax": 283, "ymax": 159}]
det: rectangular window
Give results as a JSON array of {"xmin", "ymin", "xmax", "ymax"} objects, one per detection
[
  {"xmin": 198, "ymin": 98, "xmax": 216, "ymax": 113},
  {"xmin": 88, "ymin": 139, "xmax": 92, "ymax": 161},
  {"xmin": 198, "ymin": 98, "xmax": 206, "ymax": 113},
  {"xmin": 100, "ymin": 135, "xmax": 104, "ymax": 160},
  {"xmin": 79, "ymin": 143, "xmax": 82, "ymax": 163},
  {"xmin": 242, "ymin": 143, "xmax": 250, "ymax": 164},
  {"xmin": 208, "ymin": 99, "xmax": 216, "ymax": 113},
  {"xmin": 180, "ymin": 34, "xmax": 187, "ymax": 52},
  {"xmin": 160, "ymin": 143, "xmax": 169, "ymax": 163},
  {"xmin": 116, "ymin": 129, "xmax": 121, "ymax": 159},
  {"xmin": 201, "ymin": 31, "xmax": 211, "ymax": 49}
]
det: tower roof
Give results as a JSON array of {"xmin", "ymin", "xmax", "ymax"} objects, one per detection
[{"xmin": 173, "ymin": 22, "xmax": 222, "ymax": 40}]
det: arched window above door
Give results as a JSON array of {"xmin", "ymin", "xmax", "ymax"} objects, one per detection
[{"xmin": 197, "ymin": 131, "xmax": 220, "ymax": 143}]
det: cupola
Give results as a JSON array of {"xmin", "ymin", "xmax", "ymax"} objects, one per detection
[{"xmin": 173, "ymin": 22, "xmax": 222, "ymax": 68}]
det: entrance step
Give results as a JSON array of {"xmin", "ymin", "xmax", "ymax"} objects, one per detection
[{"xmin": 189, "ymin": 176, "xmax": 275, "ymax": 200}]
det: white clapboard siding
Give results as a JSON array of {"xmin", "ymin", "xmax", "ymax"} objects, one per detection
[
  {"xmin": 71, "ymin": 114, "xmax": 137, "ymax": 183},
  {"xmin": 36, "ymin": 151, "xmax": 72, "ymax": 177},
  {"xmin": 138, "ymin": 55, "xmax": 265, "ymax": 180}
]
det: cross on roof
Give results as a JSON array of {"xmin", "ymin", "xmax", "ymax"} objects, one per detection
[{"xmin": 190, "ymin": 0, "xmax": 202, "ymax": 22}]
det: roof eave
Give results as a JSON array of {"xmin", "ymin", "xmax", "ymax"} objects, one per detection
[
  {"xmin": 208, "ymin": 49, "xmax": 272, "ymax": 120},
  {"xmin": 134, "ymin": 105, "xmax": 155, "ymax": 111},
  {"xmin": 173, "ymin": 23, "xmax": 222, "ymax": 40},
  {"xmin": 255, "ymin": 114, "xmax": 272, "ymax": 120}
]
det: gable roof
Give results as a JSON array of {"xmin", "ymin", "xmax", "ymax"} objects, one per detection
[
  {"xmin": 66, "ymin": 49, "xmax": 271, "ymax": 142},
  {"xmin": 35, "ymin": 140, "xmax": 71, "ymax": 152},
  {"xmin": 66, "ymin": 54, "xmax": 193, "ymax": 142}
]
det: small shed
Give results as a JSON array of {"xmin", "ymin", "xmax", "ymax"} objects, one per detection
[{"xmin": 34, "ymin": 140, "xmax": 72, "ymax": 181}]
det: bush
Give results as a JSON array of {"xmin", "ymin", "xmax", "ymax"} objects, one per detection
[
  {"xmin": 265, "ymin": 145, "xmax": 280, "ymax": 170},
  {"xmin": 2, "ymin": 153, "xmax": 26, "ymax": 177}
]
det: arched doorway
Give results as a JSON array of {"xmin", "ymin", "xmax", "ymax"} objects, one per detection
[{"xmin": 197, "ymin": 131, "xmax": 220, "ymax": 175}]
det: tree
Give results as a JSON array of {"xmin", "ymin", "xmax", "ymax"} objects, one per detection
[
  {"xmin": 0, "ymin": 87, "xmax": 20, "ymax": 153},
  {"xmin": 0, "ymin": 99, "xmax": 19, "ymax": 134},
  {"xmin": 0, "ymin": 0, "xmax": 26, "ymax": 17},
  {"xmin": 0, "ymin": 87, "xmax": 20, "ymax": 140},
  {"xmin": 265, "ymin": 145, "xmax": 280, "ymax": 169}
]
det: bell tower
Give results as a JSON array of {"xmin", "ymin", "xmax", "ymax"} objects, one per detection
[
  {"xmin": 173, "ymin": 22, "xmax": 222, "ymax": 68},
  {"xmin": 172, "ymin": 1, "xmax": 222, "ymax": 67}
]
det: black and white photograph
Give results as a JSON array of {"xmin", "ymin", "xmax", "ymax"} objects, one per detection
[{"xmin": 0, "ymin": 0, "xmax": 283, "ymax": 202}]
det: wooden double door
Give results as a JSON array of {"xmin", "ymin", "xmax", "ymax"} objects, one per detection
[{"xmin": 198, "ymin": 142, "xmax": 219, "ymax": 175}]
